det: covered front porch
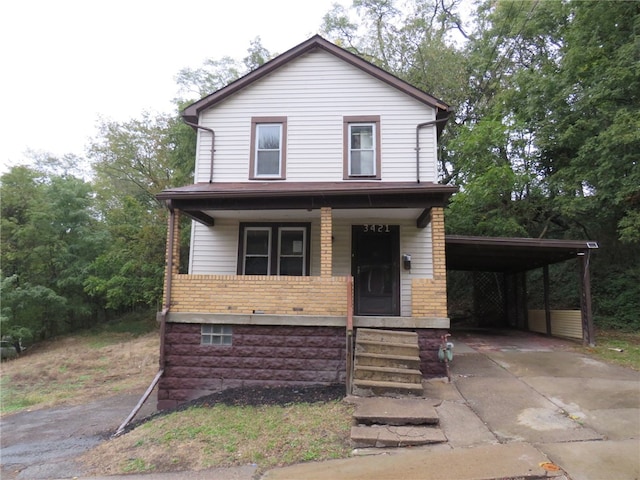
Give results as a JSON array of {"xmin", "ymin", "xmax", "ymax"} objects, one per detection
[{"xmin": 158, "ymin": 181, "xmax": 457, "ymax": 324}]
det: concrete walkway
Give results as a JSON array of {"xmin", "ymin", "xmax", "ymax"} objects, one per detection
[
  {"xmin": 264, "ymin": 331, "xmax": 640, "ymax": 480},
  {"xmin": 60, "ymin": 331, "xmax": 640, "ymax": 480}
]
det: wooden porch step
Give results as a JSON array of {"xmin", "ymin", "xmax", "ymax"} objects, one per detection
[
  {"xmin": 355, "ymin": 340, "xmax": 419, "ymax": 357},
  {"xmin": 356, "ymin": 328, "xmax": 418, "ymax": 344},
  {"xmin": 355, "ymin": 352, "xmax": 421, "ymax": 369},
  {"xmin": 354, "ymin": 365, "xmax": 423, "ymax": 384}
]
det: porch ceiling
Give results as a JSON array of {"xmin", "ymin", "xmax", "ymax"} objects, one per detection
[
  {"xmin": 157, "ymin": 181, "xmax": 458, "ymax": 227},
  {"xmin": 445, "ymin": 235, "xmax": 599, "ymax": 273}
]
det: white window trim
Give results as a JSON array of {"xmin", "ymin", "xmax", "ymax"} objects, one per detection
[
  {"xmin": 254, "ymin": 123, "xmax": 283, "ymax": 178},
  {"xmin": 348, "ymin": 122, "xmax": 377, "ymax": 177}
]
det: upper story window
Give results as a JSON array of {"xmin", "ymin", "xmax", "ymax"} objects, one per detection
[
  {"xmin": 238, "ymin": 223, "xmax": 310, "ymax": 276},
  {"xmin": 344, "ymin": 116, "xmax": 381, "ymax": 180},
  {"xmin": 250, "ymin": 117, "xmax": 287, "ymax": 179}
]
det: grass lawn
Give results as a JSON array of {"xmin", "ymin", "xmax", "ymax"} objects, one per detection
[
  {"xmin": 80, "ymin": 401, "xmax": 354, "ymax": 475},
  {"xmin": 584, "ymin": 329, "xmax": 640, "ymax": 371}
]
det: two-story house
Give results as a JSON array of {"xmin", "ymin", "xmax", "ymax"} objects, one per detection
[{"xmin": 156, "ymin": 35, "xmax": 458, "ymax": 410}]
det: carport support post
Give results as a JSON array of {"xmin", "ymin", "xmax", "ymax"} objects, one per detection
[
  {"xmin": 543, "ymin": 265, "xmax": 552, "ymax": 336},
  {"xmin": 579, "ymin": 251, "xmax": 595, "ymax": 347}
]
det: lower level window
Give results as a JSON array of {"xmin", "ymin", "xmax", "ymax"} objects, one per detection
[
  {"xmin": 201, "ymin": 325, "xmax": 232, "ymax": 345},
  {"xmin": 239, "ymin": 223, "xmax": 310, "ymax": 275}
]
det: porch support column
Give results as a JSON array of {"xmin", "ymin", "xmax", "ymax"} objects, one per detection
[
  {"xmin": 543, "ymin": 265, "xmax": 552, "ymax": 336},
  {"xmin": 579, "ymin": 251, "xmax": 595, "ymax": 347},
  {"xmin": 162, "ymin": 207, "xmax": 181, "ymax": 306},
  {"xmin": 320, "ymin": 207, "xmax": 333, "ymax": 278}
]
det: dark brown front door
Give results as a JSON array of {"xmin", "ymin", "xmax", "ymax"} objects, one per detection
[{"xmin": 352, "ymin": 225, "xmax": 400, "ymax": 316}]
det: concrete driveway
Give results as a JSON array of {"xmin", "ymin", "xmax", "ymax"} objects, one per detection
[{"xmin": 446, "ymin": 329, "xmax": 640, "ymax": 480}]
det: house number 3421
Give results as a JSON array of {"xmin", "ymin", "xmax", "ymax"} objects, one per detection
[{"xmin": 363, "ymin": 224, "xmax": 390, "ymax": 233}]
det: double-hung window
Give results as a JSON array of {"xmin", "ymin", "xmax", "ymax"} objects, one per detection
[
  {"xmin": 250, "ymin": 117, "xmax": 287, "ymax": 179},
  {"xmin": 344, "ymin": 116, "xmax": 381, "ymax": 179},
  {"xmin": 239, "ymin": 223, "xmax": 310, "ymax": 276}
]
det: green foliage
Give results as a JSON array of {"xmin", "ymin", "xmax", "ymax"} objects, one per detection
[
  {"xmin": 1, "ymin": 163, "xmax": 106, "ymax": 340},
  {"xmin": 174, "ymin": 36, "xmax": 274, "ymax": 104},
  {"xmin": 86, "ymin": 112, "xmax": 194, "ymax": 312},
  {"xmin": 593, "ymin": 266, "xmax": 640, "ymax": 331}
]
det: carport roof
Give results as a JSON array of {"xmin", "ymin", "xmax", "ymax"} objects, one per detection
[{"xmin": 445, "ymin": 235, "xmax": 599, "ymax": 273}]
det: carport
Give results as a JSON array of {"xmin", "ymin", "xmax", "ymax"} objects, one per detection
[{"xmin": 445, "ymin": 236, "xmax": 599, "ymax": 346}]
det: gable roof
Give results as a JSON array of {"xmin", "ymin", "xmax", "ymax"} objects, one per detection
[{"xmin": 182, "ymin": 35, "xmax": 451, "ymax": 127}]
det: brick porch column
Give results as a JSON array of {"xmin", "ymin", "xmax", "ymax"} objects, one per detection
[
  {"xmin": 320, "ymin": 207, "xmax": 333, "ymax": 278},
  {"xmin": 162, "ymin": 209, "xmax": 181, "ymax": 306}
]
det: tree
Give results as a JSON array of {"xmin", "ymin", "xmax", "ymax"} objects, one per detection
[
  {"xmin": 175, "ymin": 36, "xmax": 274, "ymax": 105},
  {"xmin": 1, "ymin": 161, "xmax": 106, "ymax": 340},
  {"xmin": 86, "ymin": 111, "xmax": 195, "ymax": 313}
]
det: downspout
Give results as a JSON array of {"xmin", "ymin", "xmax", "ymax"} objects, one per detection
[
  {"xmin": 184, "ymin": 121, "xmax": 216, "ymax": 183},
  {"xmin": 415, "ymin": 114, "xmax": 452, "ymax": 184},
  {"xmin": 159, "ymin": 201, "xmax": 176, "ymax": 370}
]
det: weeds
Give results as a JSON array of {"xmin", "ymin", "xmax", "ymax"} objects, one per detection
[{"xmin": 0, "ymin": 327, "xmax": 158, "ymax": 415}]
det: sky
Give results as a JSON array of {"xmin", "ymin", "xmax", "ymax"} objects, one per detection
[{"xmin": 0, "ymin": 0, "xmax": 343, "ymax": 174}]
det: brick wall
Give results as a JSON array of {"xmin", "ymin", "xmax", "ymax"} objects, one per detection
[
  {"xmin": 170, "ymin": 275, "xmax": 350, "ymax": 316},
  {"xmin": 159, "ymin": 323, "xmax": 346, "ymax": 410}
]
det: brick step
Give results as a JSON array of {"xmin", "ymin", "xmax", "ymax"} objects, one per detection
[
  {"xmin": 355, "ymin": 352, "xmax": 421, "ymax": 369},
  {"xmin": 354, "ymin": 365, "xmax": 423, "ymax": 384},
  {"xmin": 356, "ymin": 328, "xmax": 418, "ymax": 345},
  {"xmin": 351, "ymin": 425, "xmax": 446, "ymax": 448},
  {"xmin": 355, "ymin": 340, "xmax": 419, "ymax": 357},
  {"xmin": 352, "ymin": 379, "xmax": 424, "ymax": 397}
]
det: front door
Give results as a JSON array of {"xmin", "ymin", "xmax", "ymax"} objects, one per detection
[{"xmin": 352, "ymin": 225, "xmax": 400, "ymax": 316}]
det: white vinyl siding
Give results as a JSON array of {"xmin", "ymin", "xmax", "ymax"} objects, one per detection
[
  {"xmin": 193, "ymin": 50, "xmax": 438, "ymax": 183},
  {"xmin": 399, "ymin": 222, "xmax": 434, "ymax": 316},
  {"xmin": 190, "ymin": 219, "xmax": 238, "ymax": 274}
]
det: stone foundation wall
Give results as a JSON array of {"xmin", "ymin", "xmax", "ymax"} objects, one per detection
[
  {"xmin": 158, "ymin": 323, "xmax": 346, "ymax": 410},
  {"xmin": 417, "ymin": 329, "xmax": 448, "ymax": 377}
]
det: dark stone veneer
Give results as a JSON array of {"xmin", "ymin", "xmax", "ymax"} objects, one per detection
[
  {"xmin": 158, "ymin": 323, "xmax": 347, "ymax": 410},
  {"xmin": 158, "ymin": 323, "xmax": 446, "ymax": 410}
]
